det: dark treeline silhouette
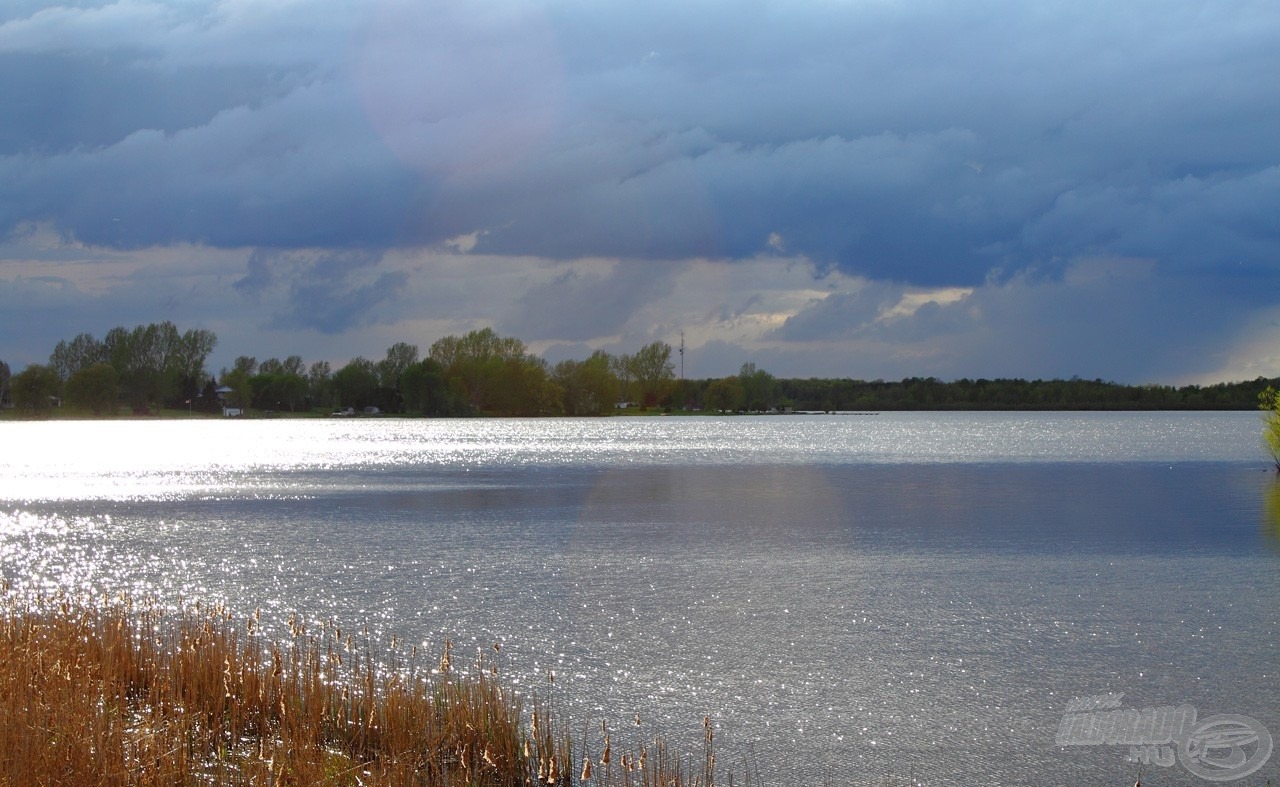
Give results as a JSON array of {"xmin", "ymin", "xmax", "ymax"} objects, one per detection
[
  {"xmin": 4, "ymin": 322, "xmax": 218, "ymax": 415},
  {"xmin": 1, "ymin": 323, "xmax": 678, "ymax": 417},
  {"xmin": 3, "ymin": 322, "xmax": 1277, "ymax": 415},
  {"xmin": 761, "ymin": 375, "xmax": 1279, "ymax": 412},
  {"xmin": 680, "ymin": 371, "xmax": 1279, "ymax": 413}
]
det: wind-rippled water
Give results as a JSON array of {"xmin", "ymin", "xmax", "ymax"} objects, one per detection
[{"xmin": 2, "ymin": 413, "xmax": 1278, "ymax": 785}]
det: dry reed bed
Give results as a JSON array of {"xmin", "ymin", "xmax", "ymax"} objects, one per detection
[{"xmin": 0, "ymin": 586, "xmax": 725, "ymax": 786}]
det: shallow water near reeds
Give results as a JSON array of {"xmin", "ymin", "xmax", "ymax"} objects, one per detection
[{"xmin": 2, "ymin": 412, "xmax": 1279, "ymax": 785}]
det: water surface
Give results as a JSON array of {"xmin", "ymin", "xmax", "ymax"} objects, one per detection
[{"xmin": 2, "ymin": 413, "xmax": 1277, "ymax": 785}]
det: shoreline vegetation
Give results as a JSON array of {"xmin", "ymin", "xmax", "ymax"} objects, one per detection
[
  {"xmin": 0, "ymin": 587, "xmax": 728, "ymax": 786},
  {"xmin": 4, "ymin": 375, "xmax": 1279, "ymax": 421},
  {"xmin": 1, "ymin": 322, "xmax": 1278, "ymax": 419}
]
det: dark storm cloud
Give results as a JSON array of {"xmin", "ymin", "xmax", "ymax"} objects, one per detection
[
  {"xmin": 1019, "ymin": 166, "xmax": 1280, "ymax": 284},
  {"xmin": 0, "ymin": 78, "xmax": 437, "ymax": 250},
  {"xmin": 232, "ymin": 248, "xmax": 274, "ymax": 298},
  {"xmin": 1, "ymin": 0, "xmax": 1279, "ymax": 382},
  {"xmin": 1, "ymin": 0, "xmax": 1276, "ymax": 290},
  {"xmin": 0, "ymin": 51, "xmax": 300, "ymax": 156},
  {"xmin": 769, "ymin": 258, "xmax": 1259, "ymax": 383},
  {"xmin": 496, "ymin": 260, "xmax": 679, "ymax": 341},
  {"xmin": 771, "ymin": 282, "xmax": 905, "ymax": 342},
  {"xmin": 0, "ymin": 249, "xmax": 228, "ymax": 369},
  {"xmin": 509, "ymin": 0, "xmax": 1280, "ymax": 287},
  {"xmin": 243, "ymin": 249, "xmax": 409, "ymax": 335}
]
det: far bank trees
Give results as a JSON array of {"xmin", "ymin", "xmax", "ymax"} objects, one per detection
[
  {"xmin": 401, "ymin": 358, "xmax": 464, "ymax": 416},
  {"xmin": 46, "ymin": 322, "xmax": 218, "ymax": 413},
  {"xmin": 428, "ymin": 328, "xmax": 558, "ymax": 416},
  {"xmin": 703, "ymin": 376, "xmax": 744, "ymax": 413},
  {"xmin": 10, "ymin": 364, "xmax": 61, "ymax": 415},
  {"xmin": 65, "ymin": 363, "xmax": 120, "ymax": 415},
  {"xmin": 616, "ymin": 341, "xmax": 675, "ymax": 407},
  {"xmin": 248, "ymin": 356, "xmax": 308, "ymax": 412},
  {"xmin": 25, "ymin": 321, "xmax": 1275, "ymax": 421},
  {"xmin": 553, "ymin": 351, "xmax": 618, "ymax": 416}
]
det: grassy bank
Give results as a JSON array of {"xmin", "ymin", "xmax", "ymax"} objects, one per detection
[{"xmin": 0, "ymin": 588, "xmax": 724, "ymax": 786}]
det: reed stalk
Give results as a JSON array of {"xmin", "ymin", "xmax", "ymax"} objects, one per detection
[{"xmin": 0, "ymin": 588, "xmax": 741, "ymax": 786}]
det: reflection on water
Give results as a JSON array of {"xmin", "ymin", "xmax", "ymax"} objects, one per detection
[
  {"xmin": 0, "ymin": 412, "xmax": 1267, "ymax": 502},
  {"xmin": 1, "ymin": 416, "xmax": 1278, "ymax": 785},
  {"xmin": 1259, "ymin": 481, "xmax": 1280, "ymax": 547}
]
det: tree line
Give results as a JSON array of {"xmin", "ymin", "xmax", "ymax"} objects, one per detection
[
  {"xmin": 2, "ymin": 322, "xmax": 1277, "ymax": 416},
  {"xmin": 765, "ymin": 374, "xmax": 1280, "ymax": 412},
  {"xmin": 3, "ymin": 323, "xmax": 217, "ymax": 416},
  {"xmin": 215, "ymin": 329, "xmax": 679, "ymax": 417},
  {"xmin": 689, "ymin": 367, "xmax": 1279, "ymax": 413},
  {"xmin": 0, "ymin": 323, "xmax": 679, "ymax": 417}
]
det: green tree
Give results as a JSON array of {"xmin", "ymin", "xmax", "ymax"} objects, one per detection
[
  {"xmin": 1261, "ymin": 386, "xmax": 1280, "ymax": 471},
  {"xmin": 333, "ymin": 358, "xmax": 380, "ymax": 410},
  {"xmin": 378, "ymin": 342, "xmax": 419, "ymax": 389},
  {"xmin": 280, "ymin": 355, "xmax": 306, "ymax": 377},
  {"xmin": 429, "ymin": 328, "xmax": 526, "ymax": 369},
  {"xmin": 126, "ymin": 322, "xmax": 177, "ymax": 410},
  {"xmin": 251, "ymin": 371, "xmax": 308, "ymax": 412},
  {"xmin": 232, "ymin": 356, "xmax": 258, "ymax": 376},
  {"xmin": 704, "ymin": 377, "xmax": 745, "ymax": 413},
  {"xmin": 58, "ymin": 324, "xmax": 214, "ymax": 411},
  {"xmin": 738, "ymin": 362, "xmax": 776, "ymax": 412},
  {"xmin": 429, "ymin": 328, "xmax": 545, "ymax": 413},
  {"xmin": 611, "ymin": 353, "xmax": 635, "ymax": 403},
  {"xmin": 220, "ymin": 368, "xmax": 254, "ymax": 412},
  {"xmin": 488, "ymin": 355, "xmax": 559, "ymax": 416},
  {"xmin": 97, "ymin": 321, "xmax": 197, "ymax": 411},
  {"xmin": 401, "ymin": 358, "xmax": 467, "ymax": 416},
  {"xmin": 257, "ymin": 358, "xmax": 284, "ymax": 375},
  {"xmin": 0, "ymin": 360, "xmax": 10, "ymax": 407},
  {"xmin": 553, "ymin": 351, "xmax": 619, "ymax": 416},
  {"xmin": 10, "ymin": 364, "xmax": 61, "ymax": 415},
  {"xmin": 308, "ymin": 361, "xmax": 334, "ymax": 409},
  {"xmin": 167, "ymin": 328, "xmax": 217, "ymax": 407},
  {"xmin": 65, "ymin": 363, "xmax": 119, "ymax": 416},
  {"xmin": 49, "ymin": 332, "xmax": 106, "ymax": 383},
  {"xmin": 630, "ymin": 341, "xmax": 675, "ymax": 407}
]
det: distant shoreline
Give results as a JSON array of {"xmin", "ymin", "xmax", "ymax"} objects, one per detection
[{"xmin": 0, "ymin": 403, "xmax": 1271, "ymax": 422}]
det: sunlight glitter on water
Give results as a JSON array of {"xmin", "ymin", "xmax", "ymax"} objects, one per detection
[
  {"xmin": 0, "ymin": 412, "xmax": 1267, "ymax": 502},
  {"xmin": 1, "ymin": 414, "xmax": 1277, "ymax": 785}
]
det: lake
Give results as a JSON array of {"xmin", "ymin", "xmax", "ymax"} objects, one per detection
[{"xmin": 2, "ymin": 412, "xmax": 1278, "ymax": 785}]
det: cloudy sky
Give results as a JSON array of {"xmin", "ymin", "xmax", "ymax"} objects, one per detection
[{"xmin": 2, "ymin": 0, "xmax": 1278, "ymax": 383}]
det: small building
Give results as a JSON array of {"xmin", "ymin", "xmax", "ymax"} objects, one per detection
[{"xmin": 217, "ymin": 386, "xmax": 240, "ymax": 416}]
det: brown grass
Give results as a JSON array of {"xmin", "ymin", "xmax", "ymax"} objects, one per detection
[{"xmin": 0, "ymin": 585, "xmax": 731, "ymax": 786}]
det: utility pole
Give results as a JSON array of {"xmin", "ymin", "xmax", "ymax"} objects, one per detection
[
  {"xmin": 678, "ymin": 331, "xmax": 685, "ymax": 381},
  {"xmin": 678, "ymin": 331, "xmax": 687, "ymax": 412}
]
